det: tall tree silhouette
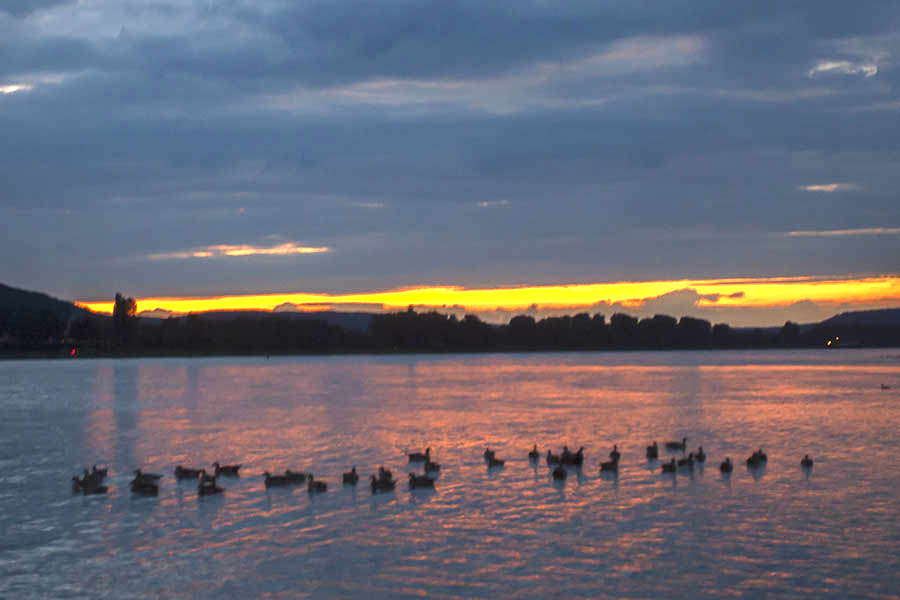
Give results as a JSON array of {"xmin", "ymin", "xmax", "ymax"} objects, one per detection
[{"xmin": 113, "ymin": 293, "xmax": 137, "ymax": 344}]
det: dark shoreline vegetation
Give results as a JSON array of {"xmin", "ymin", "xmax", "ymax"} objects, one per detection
[{"xmin": 3, "ymin": 284, "xmax": 900, "ymax": 358}]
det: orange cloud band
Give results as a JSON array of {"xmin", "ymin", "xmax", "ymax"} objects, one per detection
[{"xmin": 78, "ymin": 274, "xmax": 900, "ymax": 315}]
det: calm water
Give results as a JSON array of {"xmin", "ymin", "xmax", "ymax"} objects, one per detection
[{"xmin": 1, "ymin": 350, "xmax": 899, "ymax": 599}]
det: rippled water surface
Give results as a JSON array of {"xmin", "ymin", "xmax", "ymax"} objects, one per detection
[{"xmin": 1, "ymin": 350, "xmax": 899, "ymax": 598}]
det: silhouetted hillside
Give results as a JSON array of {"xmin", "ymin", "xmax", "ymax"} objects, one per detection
[
  {"xmin": 0, "ymin": 283, "xmax": 88, "ymax": 343},
  {"xmin": 821, "ymin": 308, "xmax": 900, "ymax": 326}
]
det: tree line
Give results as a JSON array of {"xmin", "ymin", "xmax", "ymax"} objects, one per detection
[{"xmin": 4, "ymin": 292, "xmax": 900, "ymax": 357}]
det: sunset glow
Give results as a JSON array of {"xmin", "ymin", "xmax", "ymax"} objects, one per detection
[{"xmin": 78, "ymin": 275, "xmax": 900, "ymax": 317}]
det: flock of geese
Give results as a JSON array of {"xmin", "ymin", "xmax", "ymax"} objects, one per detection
[{"xmin": 70, "ymin": 438, "xmax": 815, "ymax": 497}]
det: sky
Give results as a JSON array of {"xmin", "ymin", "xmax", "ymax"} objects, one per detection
[{"xmin": 3, "ymin": 1, "xmax": 900, "ymax": 326}]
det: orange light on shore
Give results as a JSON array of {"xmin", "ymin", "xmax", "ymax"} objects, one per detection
[{"xmin": 77, "ymin": 274, "xmax": 900, "ymax": 316}]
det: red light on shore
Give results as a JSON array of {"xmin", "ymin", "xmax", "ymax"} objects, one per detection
[{"xmin": 70, "ymin": 349, "xmax": 77, "ymax": 357}]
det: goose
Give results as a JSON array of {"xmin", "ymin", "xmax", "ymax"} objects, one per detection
[
  {"xmin": 264, "ymin": 471, "xmax": 291, "ymax": 488},
  {"xmin": 677, "ymin": 453, "xmax": 694, "ymax": 470},
  {"xmin": 424, "ymin": 459, "xmax": 441, "ymax": 473},
  {"xmin": 408, "ymin": 448, "xmax": 430, "ymax": 462},
  {"xmin": 377, "ymin": 466, "xmax": 393, "ymax": 484},
  {"xmin": 646, "ymin": 442, "xmax": 659, "ymax": 459},
  {"xmin": 213, "ymin": 462, "xmax": 241, "ymax": 476},
  {"xmin": 552, "ymin": 465, "xmax": 567, "ymax": 480},
  {"xmin": 133, "ymin": 469, "xmax": 163, "ymax": 483},
  {"xmin": 80, "ymin": 469, "xmax": 105, "ymax": 488},
  {"xmin": 720, "ymin": 458, "xmax": 733, "ymax": 473},
  {"xmin": 546, "ymin": 450, "xmax": 561, "ymax": 465},
  {"xmin": 483, "ymin": 448, "xmax": 495, "ymax": 462},
  {"xmin": 81, "ymin": 482, "xmax": 108, "ymax": 495},
  {"xmin": 665, "ymin": 437, "xmax": 687, "ymax": 452},
  {"xmin": 408, "ymin": 473, "xmax": 435, "ymax": 489},
  {"xmin": 661, "ymin": 459, "xmax": 677, "ymax": 473},
  {"xmin": 307, "ymin": 475, "xmax": 327, "ymax": 493},
  {"xmin": 562, "ymin": 447, "xmax": 584, "ymax": 466},
  {"xmin": 528, "ymin": 445, "xmax": 539, "ymax": 461},
  {"xmin": 343, "ymin": 467, "xmax": 359, "ymax": 485},
  {"xmin": 609, "ymin": 445, "xmax": 621, "ymax": 462},
  {"xmin": 746, "ymin": 449, "xmax": 767, "ymax": 468},
  {"xmin": 695, "ymin": 447, "xmax": 706, "ymax": 463},
  {"xmin": 486, "ymin": 456, "xmax": 505, "ymax": 468},
  {"xmin": 174, "ymin": 465, "xmax": 203, "ymax": 480},
  {"xmin": 600, "ymin": 457, "xmax": 619, "ymax": 472},
  {"xmin": 370, "ymin": 474, "xmax": 395, "ymax": 493},
  {"xmin": 197, "ymin": 470, "xmax": 223, "ymax": 495},
  {"xmin": 800, "ymin": 455, "xmax": 813, "ymax": 468},
  {"xmin": 130, "ymin": 475, "xmax": 159, "ymax": 496},
  {"xmin": 285, "ymin": 470, "xmax": 308, "ymax": 484}
]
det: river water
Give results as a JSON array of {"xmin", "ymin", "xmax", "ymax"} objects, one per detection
[{"xmin": 1, "ymin": 350, "xmax": 898, "ymax": 598}]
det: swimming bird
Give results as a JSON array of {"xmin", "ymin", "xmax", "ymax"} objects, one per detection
[
  {"xmin": 661, "ymin": 459, "xmax": 677, "ymax": 473},
  {"xmin": 528, "ymin": 445, "xmax": 539, "ymax": 461},
  {"xmin": 677, "ymin": 453, "xmax": 694, "ymax": 470},
  {"xmin": 91, "ymin": 465, "xmax": 108, "ymax": 480},
  {"xmin": 408, "ymin": 448, "xmax": 430, "ymax": 462},
  {"xmin": 600, "ymin": 457, "xmax": 619, "ymax": 472},
  {"xmin": 483, "ymin": 448, "xmax": 496, "ymax": 462},
  {"xmin": 425, "ymin": 459, "xmax": 441, "ymax": 473},
  {"xmin": 213, "ymin": 462, "xmax": 241, "ymax": 476},
  {"xmin": 665, "ymin": 437, "xmax": 687, "ymax": 452},
  {"xmin": 285, "ymin": 470, "xmax": 308, "ymax": 484},
  {"xmin": 609, "ymin": 445, "xmax": 621, "ymax": 462},
  {"xmin": 646, "ymin": 442, "xmax": 659, "ymax": 459},
  {"xmin": 408, "ymin": 473, "xmax": 435, "ymax": 489},
  {"xmin": 130, "ymin": 474, "xmax": 159, "ymax": 496},
  {"xmin": 801, "ymin": 455, "xmax": 813, "ymax": 468},
  {"xmin": 487, "ymin": 455, "xmax": 505, "ymax": 468},
  {"xmin": 133, "ymin": 469, "xmax": 162, "ymax": 484},
  {"xmin": 561, "ymin": 446, "xmax": 584, "ymax": 466},
  {"xmin": 307, "ymin": 475, "xmax": 327, "ymax": 493},
  {"xmin": 546, "ymin": 450, "xmax": 561, "ymax": 465},
  {"xmin": 377, "ymin": 466, "xmax": 393, "ymax": 483},
  {"xmin": 552, "ymin": 465, "xmax": 567, "ymax": 480},
  {"xmin": 370, "ymin": 474, "xmax": 395, "ymax": 493},
  {"xmin": 343, "ymin": 467, "xmax": 359, "ymax": 485},
  {"xmin": 174, "ymin": 465, "xmax": 203, "ymax": 480},
  {"xmin": 695, "ymin": 447, "xmax": 706, "ymax": 463},
  {"xmin": 746, "ymin": 449, "xmax": 767, "ymax": 468},
  {"xmin": 264, "ymin": 471, "xmax": 291, "ymax": 488},
  {"xmin": 197, "ymin": 470, "xmax": 223, "ymax": 496},
  {"xmin": 81, "ymin": 481, "xmax": 108, "ymax": 495},
  {"xmin": 720, "ymin": 458, "xmax": 733, "ymax": 473}
]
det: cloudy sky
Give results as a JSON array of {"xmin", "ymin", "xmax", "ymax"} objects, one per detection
[{"xmin": 3, "ymin": 0, "xmax": 900, "ymax": 325}]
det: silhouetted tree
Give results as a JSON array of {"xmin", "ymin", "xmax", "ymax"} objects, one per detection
[
  {"xmin": 776, "ymin": 321, "xmax": 800, "ymax": 346},
  {"xmin": 113, "ymin": 293, "xmax": 137, "ymax": 344},
  {"xmin": 711, "ymin": 323, "xmax": 733, "ymax": 347},
  {"xmin": 609, "ymin": 313, "xmax": 639, "ymax": 347},
  {"xmin": 677, "ymin": 316, "xmax": 712, "ymax": 347}
]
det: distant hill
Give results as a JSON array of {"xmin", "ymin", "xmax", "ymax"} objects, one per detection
[
  {"xmin": 820, "ymin": 308, "xmax": 900, "ymax": 327},
  {"xmin": 0, "ymin": 283, "xmax": 88, "ymax": 342}
]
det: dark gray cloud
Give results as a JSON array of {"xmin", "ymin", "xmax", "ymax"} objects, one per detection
[{"xmin": 1, "ymin": 0, "xmax": 900, "ymax": 320}]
